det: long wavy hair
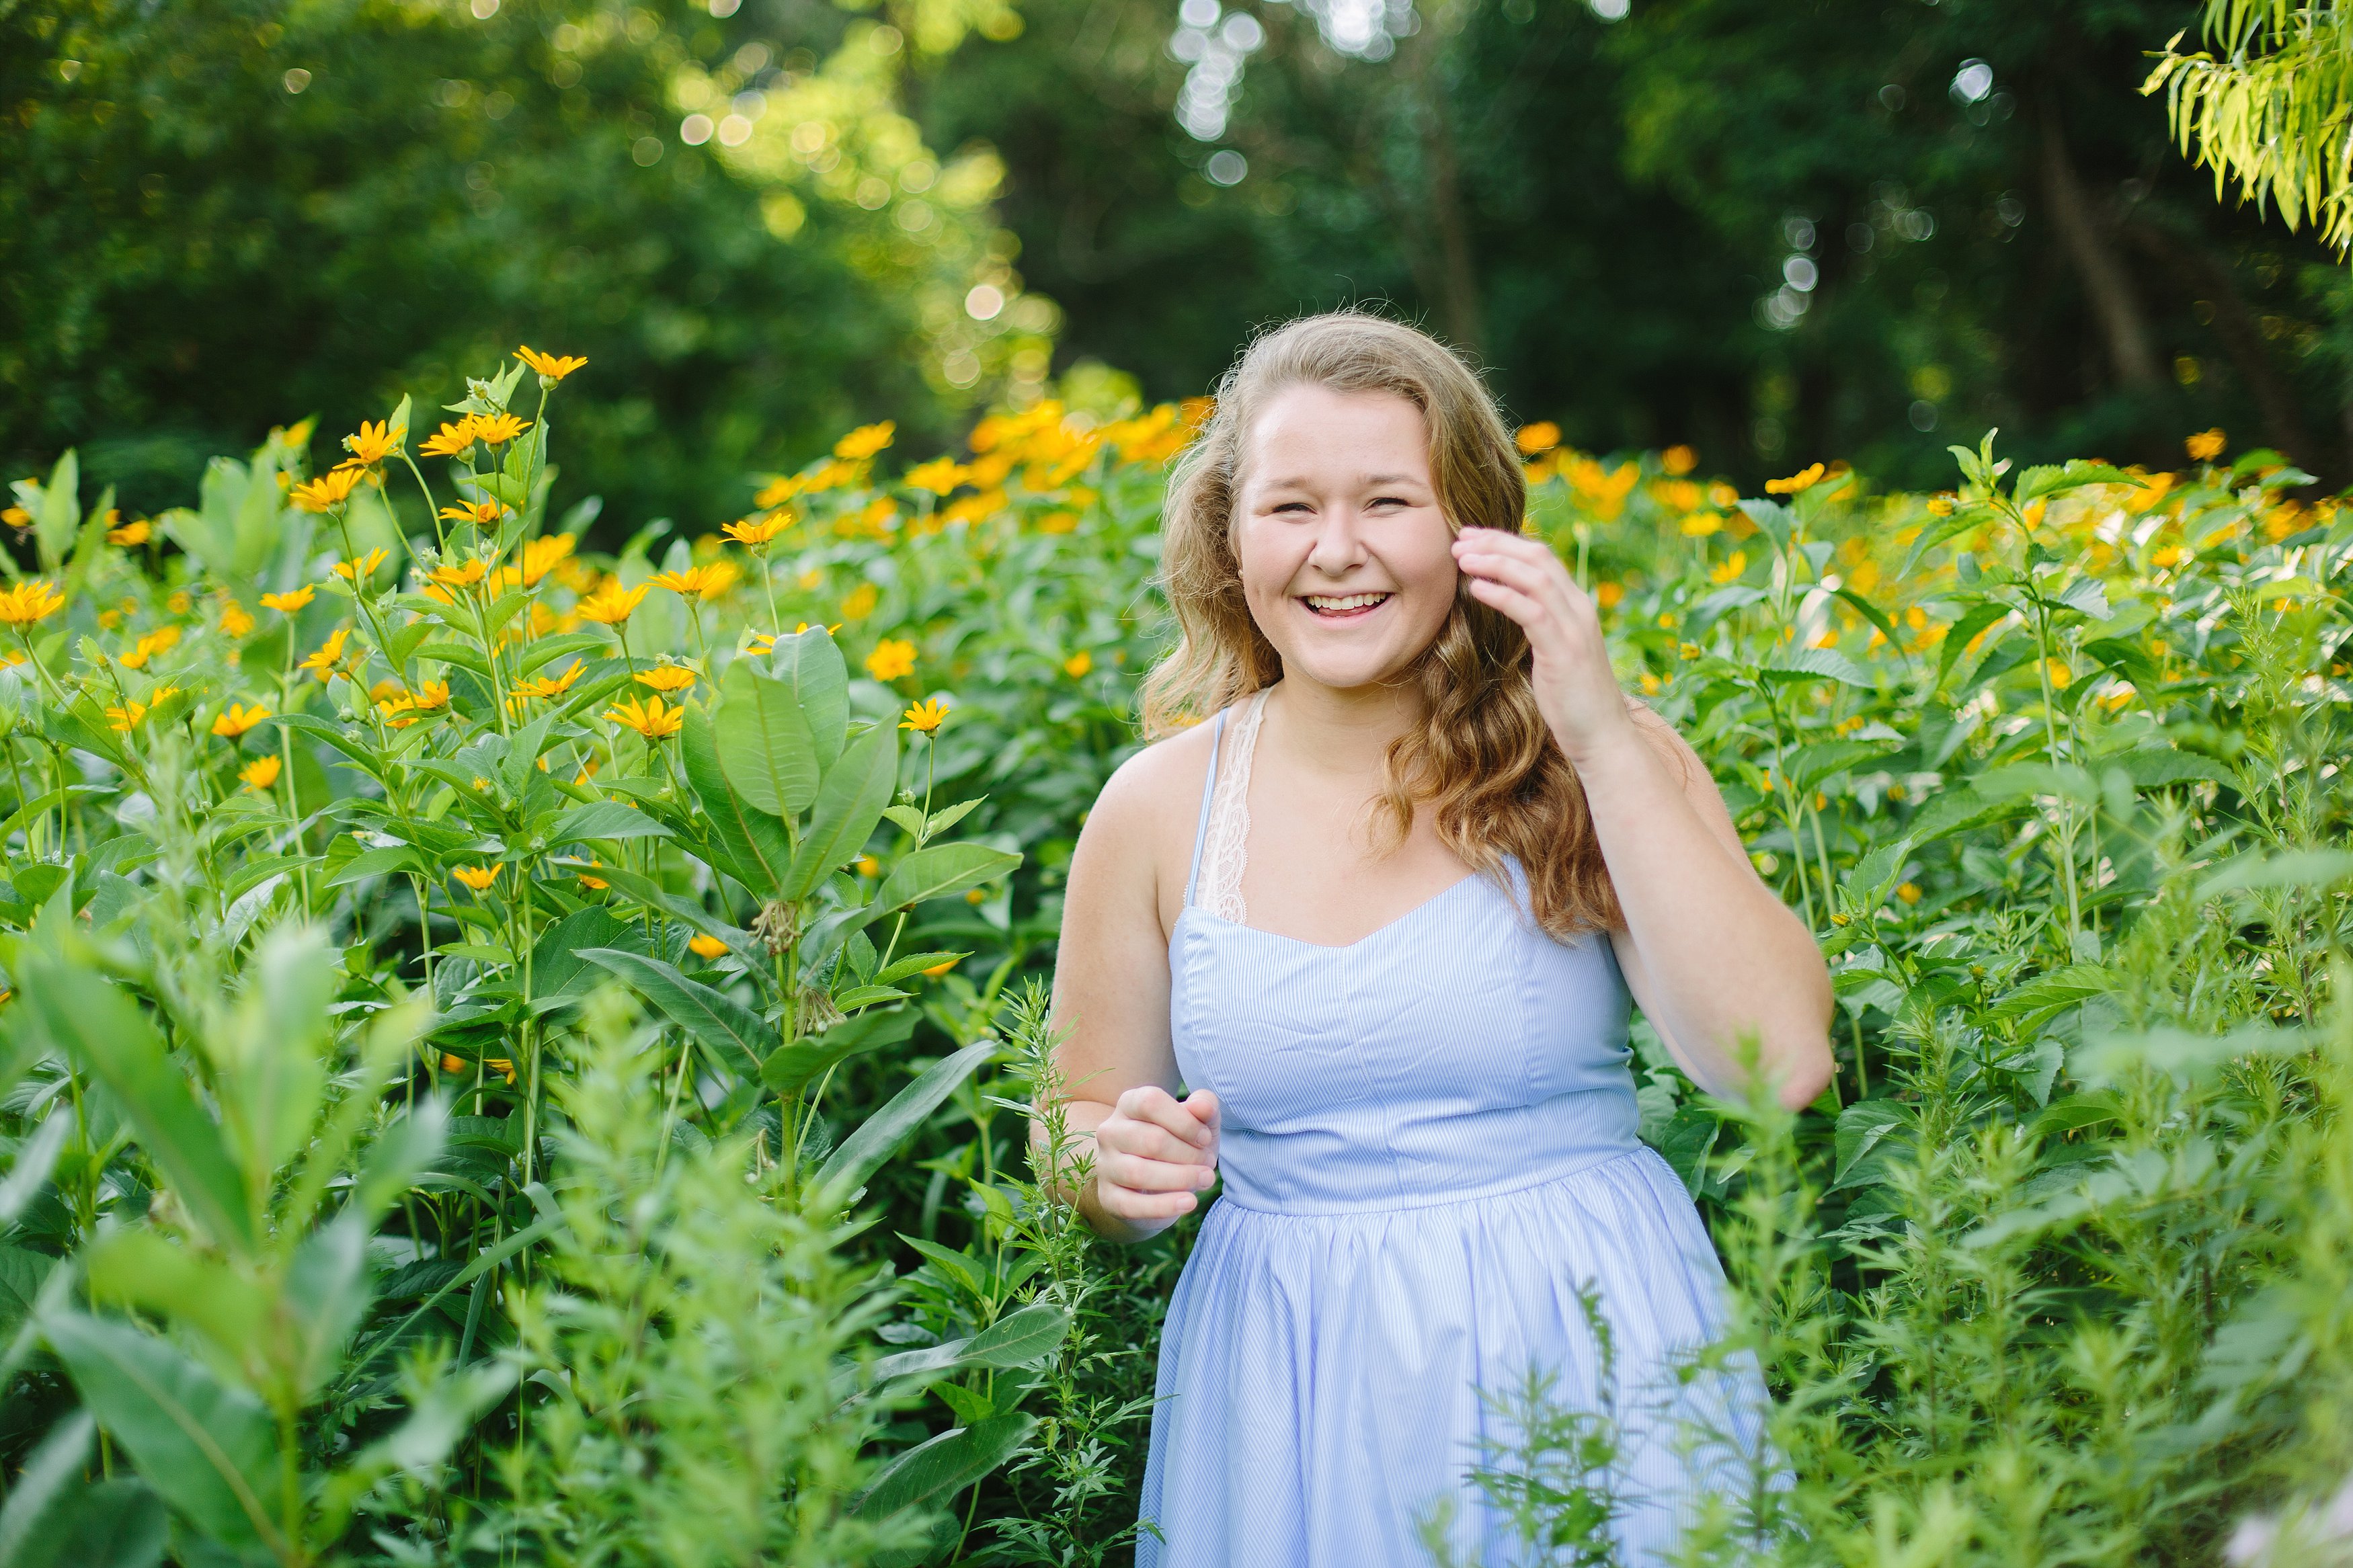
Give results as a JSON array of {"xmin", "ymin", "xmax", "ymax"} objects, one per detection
[{"xmin": 1140, "ymin": 311, "xmax": 1625, "ymax": 938}]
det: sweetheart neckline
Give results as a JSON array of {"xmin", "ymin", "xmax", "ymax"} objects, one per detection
[{"xmin": 1174, "ymin": 867, "xmax": 1492, "ymax": 953}]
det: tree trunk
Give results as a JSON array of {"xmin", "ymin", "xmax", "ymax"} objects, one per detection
[{"xmin": 2038, "ymin": 99, "xmax": 2163, "ymax": 392}]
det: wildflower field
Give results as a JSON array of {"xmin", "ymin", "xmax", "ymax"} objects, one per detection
[{"xmin": 0, "ymin": 351, "xmax": 2347, "ymax": 1567}]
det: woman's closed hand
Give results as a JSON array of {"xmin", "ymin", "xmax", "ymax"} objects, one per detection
[
  {"xmin": 1092, "ymin": 1085, "xmax": 1220, "ymax": 1225},
  {"xmin": 1451, "ymin": 526, "xmax": 1636, "ymax": 766}
]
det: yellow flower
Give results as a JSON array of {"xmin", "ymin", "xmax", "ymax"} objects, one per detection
[
  {"xmin": 239, "ymin": 755, "xmax": 282, "ymax": 792},
  {"xmin": 515, "ymin": 659, "xmax": 586, "ymax": 701},
  {"xmin": 577, "ymin": 581, "xmax": 649, "ymax": 625},
  {"xmin": 688, "ymin": 934, "xmax": 729, "ymax": 960},
  {"xmin": 900, "ymin": 696, "xmax": 950, "ymax": 733},
  {"xmin": 212, "ymin": 705, "xmax": 269, "ymax": 743},
  {"xmin": 218, "ymin": 598, "xmax": 256, "ymax": 637},
  {"xmin": 723, "ymin": 513, "xmax": 791, "ymax": 548},
  {"xmin": 332, "ymin": 546, "xmax": 390, "ymax": 584},
  {"xmin": 1709, "ymin": 551, "xmax": 1748, "ymax": 585},
  {"xmin": 2186, "ymin": 428, "xmax": 2226, "ymax": 462},
  {"xmin": 1594, "ymin": 581, "xmax": 1624, "ymax": 609},
  {"xmin": 1661, "ymin": 444, "xmax": 1698, "ymax": 476},
  {"xmin": 834, "ymin": 421, "xmax": 895, "ymax": 460},
  {"xmin": 922, "ymin": 956, "xmax": 961, "ymax": 977},
  {"xmin": 473, "ymin": 412, "xmax": 531, "ymax": 447},
  {"xmin": 376, "ymin": 692, "xmax": 420, "ymax": 727},
  {"xmin": 854, "ymin": 854, "xmax": 880, "ymax": 876},
  {"xmin": 297, "ymin": 626, "xmax": 352, "ymax": 682},
  {"xmin": 840, "ymin": 582, "xmax": 881, "ymax": 620},
  {"xmin": 411, "ymin": 679, "xmax": 451, "ymax": 711},
  {"xmin": 484, "ymin": 1057, "xmax": 517, "ymax": 1084},
  {"xmin": 290, "ymin": 467, "xmax": 364, "ymax": 513},
  {"xmin": 1895, "ymin": 881, "xmax": 1922, "ymax": 905},
  {"xmin": 634, "ymin": 665, "xmax": 697, "ymax": 693},
  {"xmin": 516, "ymin": 344, "xmax": 588, "ymax": 381},
  {"xmin": 1513, "ymin": 421, "xmax": 1561, "ymax": 456},
  {"xmin": 1926, "ymin": 493, "xmax": 1957, "ymax": 516},
  {"xmin": 106, "ymin": 700, "xmax": 148, "ymax": 733},
  {"xmin": 904, "ymin": 457, "xmax": 968, "ymax": 495},
  {"xmin": 516, "ymin": 532, "xmax": 576, "ymax": 586},
  {"xmin": 2044, "ymin": 659, "xmax": 2073, "ymax": 690},
  {"xmin": 865, "ymin": 638, "xmax": 916, "ymax": 681},
  {"xmin": 575, "ymin": 858, "xmax": 608, "ymax": 891},
  {"xmin": 118, "ymin": 626, "xmax": 182, "ymax": 669},
  {"xmin": 1679, "ymin": 512, "xmax": 1722, "ymax": 537},
  {"xmin": 650, "ymin": 562, "xmax": 739, "ymax": 600},
  {"xmin": 259, "ymin": 585, "xmax": 316, "ymax": 614},
  {"xmin": 167, "ymin": 591, "xmax": 192, "ymax": 614},
  {"xmin": 1764, "ymin": 462, "xmax": 1826, "ymax": 495},
  {"xmin": 1063, "ymin": 649, "xmax": 1092, "ymax": 677},
  {"xmin": 428, "ymin": 556, "xmax": 491, "ymax": 590},
  {"xmin": 335, "ymin": 419, "xmax": 406, "ymax": 472},
  {"xmin": 108, "ymin": 518, "xmax": 153, "ymax": 546},
  {"xmin": 418, "ymin": 417, "xmax": 480, "ymax": 458},
  {"xmin": 438, "ymin": 500, "xmax": 508, "ymax": 528},
  {"xmin": 0, "ymin": 579, "xmax": 66, "ymax": 626},
  {"xmin": 604, "ymin": 694, "xmax": 684, "ymax": 739},
  {"xmin": 453, "ymin": 864, "xmax": 500, "ymax": 892}
]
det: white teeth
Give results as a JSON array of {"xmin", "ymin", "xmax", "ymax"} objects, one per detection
[{"xmin": 1304, "ymin": 593, "xmax": 1390, "ymax": 612}]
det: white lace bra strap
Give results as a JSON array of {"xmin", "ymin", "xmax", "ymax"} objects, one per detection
[
  {"xmin": 1182, "ymin": 706, "xmax": 1229, "ymax": 910},
  {"xmin": 1195, "ymin": 687, "xmax": 1269, "ymax": 921}
]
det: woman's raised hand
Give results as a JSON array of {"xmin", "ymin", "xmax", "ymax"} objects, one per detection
[
  {"xmin": 1091, "ymin": 1085, "xmax": 1221, "ymax": 1225},
  {"xmin": 1451, "ymin": 526, "xmax": 1637, "ymax": 767}
]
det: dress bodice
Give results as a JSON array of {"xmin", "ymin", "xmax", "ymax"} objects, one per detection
[{"xmin": 1165, "ymin": 694, "xmax": 1641, "ymax": 1216}]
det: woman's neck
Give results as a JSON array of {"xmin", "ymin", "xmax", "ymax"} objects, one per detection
[{"xmin": 1261, "ymin": 671, "xmax": 1425, "ymax": 780}]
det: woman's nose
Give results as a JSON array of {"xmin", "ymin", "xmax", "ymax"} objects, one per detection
[{"xmin": 1306, "ymin": 509, "xmax": 1369, "ymax": 573}]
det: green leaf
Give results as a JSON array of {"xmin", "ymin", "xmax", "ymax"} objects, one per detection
[
  {"xmin": 0, "ymin": 1413, "xmax": 165, "ymax": 1568},
  {"xmin": 548, "ymin": 800, "xmax": 672, "ymax": 845},
  {"xmin": 1757, "ymin": 647, "xmax": 1873, "ymax": 687},
  {"xmin": 1934, "ymin": 600, "xmax": 2012, "ymax": 692},
  {"xmin": 577, "ymin": 948, "xmax": 772, "ymax": 1078},
  {"xmin": 852, "ymin": 1411, "xmax": 1037, "ymax": 1547},
  {"xmin": 1832, "ymin": 1100, "xmax": 1911, "ymax": 1189},
  {"xmin": 963, "ymin": 1301, "xmax": 1072, "ymax": 1369},
  {"xmin": 1830, "ymin": 585, "xmax": 1904, "ymax": 655},
  {"xmin": 815, "ymin": 1040, "xmax": 997, "ymax": 1207},
  {"xmin": 2014, "ymin": 458, "xmax": 2135, "ymax": 505},
  {"xmin": 529, "ymin": 907, "xmax": 642, "ymax": 1000},
  {"xmin": 323, "ymin": 843, "xmax": 424, "ymax": 889},
  {"xmin": 13, "ymin": 948, "xmax": 253, "ymax": 1253},
  {"xmin": 787, "ymin": 720, "xmax": 898, "ymax": 899},
  {"xmin": 0, "ymin": 1247, "xmax": 58, "ymax": 1346},
  {"xmin": 518, "ymin": 630, "xmax": 608, "ymax": 675},
  {"xmin": 872, "ymin": 950, "xmax": 969, "ymax": 987},
  {"xmin": 413, "ymin": 640, "xmax": 493, "ymax": 677},
  {"xmin": 762, "ymin": 1006, "xmax": 918, "ymax": 1096},
  {"xmin": 2196, "ymin": 848, "xmax": 2353, "ymax": 899},
  {"xmin": 1989, "ymin": 964, "xmax": 2122, "ymax": 1031},
  {"xmin": 502, "ymin": 712, "xmax": 559, "ymax": 796},
  {"xmin": 34, "ymin": 450, "xmax": 79, "ymax": 569},
  {"xmin": 873, "ymin": 842, "xmax": 1023, "ymax": 914},
  {"xmin": 2117, "ymin": 748, "xmax": 2235, "ymax": 790},
  {"xmin": 682, "ymin": 702, "xmax": 794, "ymax": 897},
  {"xmin": 1782, "ymin": 739, "xmax": 1899, "ymax": 794},
  {"xmin": 768, "ymin": 624, "xmax": 849, "ymax": 773},
  {"xmin": 42, "ymin": 1313, "xmax": 281, "ymax": 1553},
  {"xmin": 833, "ymin": 984, "xmax": 912, "ymax": 1012},
  {"xmin": 717, "ymin": 661, "xmax": 820, "ymax": 817},
  {"xmin": 578, "ymin": 864, "xmax": 746, "ymax": 952}
]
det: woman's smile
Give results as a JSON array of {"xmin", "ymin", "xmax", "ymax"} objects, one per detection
[{"xmin": 1298, "ymin": 590, "xmax": 1393, "ymax": 620}]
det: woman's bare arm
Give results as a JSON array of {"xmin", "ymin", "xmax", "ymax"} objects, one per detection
[{"xmin": 1033, "ymin": 739, "xmax": 1222, "ymax": 1242}]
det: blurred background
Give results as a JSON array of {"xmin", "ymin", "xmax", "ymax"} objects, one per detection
[{"xmin": 7, "ymin": 0, "xmax": 2349, "ymax": 531}]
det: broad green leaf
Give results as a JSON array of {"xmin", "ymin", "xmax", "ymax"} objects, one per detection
[
  {"xmin": 577, "ymin": 864, "xmax": 749, "ymax": 954},
  {"xmin": 518, "ymin": 630, "xmax": 606, "ymax": 675},
  {"xmin": 528, "ymin": 907, "xmax": 641, "ymax": 999},
  {"xmin": 548, "ymin": 800, "xmax": 672, "ymax": 845},
  {"xmin": 787, "ymin": 720, "xmax": 898, "ymax": 899},
  {"xmin": 1829, "ymin": 585, "xmax": 1903, "ymax": 655},
  {"xmin": 871, "ymin": 950, "xmax": 969, "ymax": 987},
  {"xmin": 873, "ymin": 842, "xmax": 1023, "ymax": 915},
  {"xmin": 0, "ymin": 1246, "xmax": 57, "ymax": 1346},
  {"xmin": 502, "ymin": 712, "xmax": 559, "ymax": 796},
  {"xmin": 577, "ymin": 948, "xmax": 772, "ymax": 1077},
  {"xmin": 323, "ymin": 843, "xmax": 424, "ymax": 888},
  {"xmin": 1782, "ymin": 739, "xmax": 1899, "ymax": 794},
  {"xmin": 42, "ymin": 1313, "xmax": 281, "ymax": 1553},
  {"xmin": 35, "ymin": 449, "xmax": 79, "ymax": 569},
  {"xmin": 682, "ymin": 702, "xmax": 794, "ymax": 896},
  {"xmin": 762, "ymin": 1007, "xmax": 918, "ymax": 1096},
  {"xmin": 717, "ymin": 661, "xmax": 819, "ymax": 817},
  {"xmin": 282, "ymin": 1219, "xmax": 374, "ymax": 1402},
  {"xmin": 1832, "ymin": 1100, "xmax": 1910, "ymax": 1190},
  {"xmin": 853, "ymin": 1411, "xmax": 1037, "ymax": 1547},
  {"xmin": 815, "ymin": 1040, "xmax": 997, "ymax": 1207},
  {"xmin": 2073, "ymin": 1022, "xmax": 2307, "ymax": 1090},
  {"xmin": 0, "ymin": 1413, "xmax": 166, "ymax": 1568},
  {"xmin": 963, "ymin": 1301, "xmax": 1072, "ymax": 1370},
  {"xmin": 768, "ymin": 624, "xmax": 848, "ymax": 773},
  {"xmin": 1757, "ymin": 647, "xmax": 1872, "ymax": 687},
  {"xmin": 14, "ymin": 948, "xmax": 253, "ymax": 1252},
  {"xmin": 2116, "ymin": 747, "xmax": 2234, "ymax": 790},
  {"xmin": 2196, "ymin": 848, "xmax": 2353, "ymax": 899}
]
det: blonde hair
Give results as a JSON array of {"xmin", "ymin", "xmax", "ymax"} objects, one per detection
[{"xmin": 1140, "ymin": 311, "xmax": 1624, "ymax": 938}]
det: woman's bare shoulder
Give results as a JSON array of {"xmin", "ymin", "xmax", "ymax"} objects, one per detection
[
  {"xmin": 1086, "ymin": 718, "xmax": 1220, "ymax": 841},
  {"xmin": 1069, "ymin": 718, "xmax": 1223, "ymax": 935}
]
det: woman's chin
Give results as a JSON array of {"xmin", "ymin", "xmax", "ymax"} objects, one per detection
[{"xmin": 1276, "ymin": 646, "xmax": 1422, "ymax": 696}]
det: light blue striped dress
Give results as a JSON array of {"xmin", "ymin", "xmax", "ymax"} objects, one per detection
[{"xmin": 1135, "ymin": 695, "xmax": 1763, "ymax": 1567}]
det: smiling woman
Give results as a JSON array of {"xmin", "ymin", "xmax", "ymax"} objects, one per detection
[{"xmin": 1037, "ymin": 312, "xmax": 1833, "ymax": 1567}]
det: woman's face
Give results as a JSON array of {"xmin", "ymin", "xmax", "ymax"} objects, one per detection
[{"xmin": 1232, "ymin": 384, "xmax": 1458, "ymax": 695}]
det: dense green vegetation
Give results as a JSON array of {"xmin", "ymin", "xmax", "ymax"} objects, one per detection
[{"xmin": 0, "ymin": 360, "xmax": 2344, "ymax": 1561}]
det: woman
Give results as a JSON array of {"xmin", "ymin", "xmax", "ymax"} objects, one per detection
[{"xmin": 1041, "ymin": 313, "xmax": 1833, "ymax": 1566}]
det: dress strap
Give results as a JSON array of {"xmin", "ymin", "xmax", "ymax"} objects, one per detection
[{"xmin": 1183, "ymin": 706, "xmax": 1230, "ymax": 909}]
